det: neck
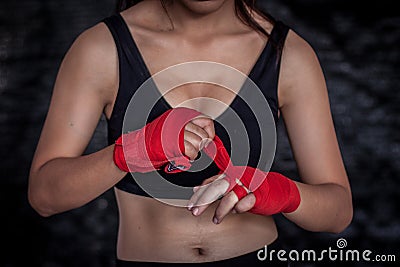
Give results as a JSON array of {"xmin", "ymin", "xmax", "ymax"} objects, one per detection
[{"xmin": 162, "ymin": 0, "xmax": 241, "ymax": 34}]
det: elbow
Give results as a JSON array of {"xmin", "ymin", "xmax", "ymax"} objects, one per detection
[
  {"xmin": 28, "ymin": 192, "xmax": 56, "ymax": 217},
  {"xmin": 325, "ymin": 184, "xmax": 353, "ymax": 234},
  {"xmin": 28, "ymin": 185, "xmax": 57, "ymax": 217},
  {"xmin": 331, "ymin": 212, "xmax": 353, "ymax": 234},
  {"xmin": 330, "ymin": 202, "xmax": 354, "ymax": 234},
  {"xmin": 28, "ymin": 166, "xmax": 60, "ymax": 217}
]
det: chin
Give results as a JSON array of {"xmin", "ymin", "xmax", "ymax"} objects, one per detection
[{"xmin": 176, "ymin": 0, "xmax": 230, "ymax": 15}]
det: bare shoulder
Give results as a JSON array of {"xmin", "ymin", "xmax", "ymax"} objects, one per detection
[
  {"xmin": 279, "ymin": 29, "xmax": 326, "ymax": 107},
  {"xmin": 282, "ymin": 29, "xmax": 320, "ymax": 72},
  {"xmin": 60, "ymin": 21, "xmax": 118, "ymax": 101},
  {"xmin": 68, "ymin": 21, "xmax": 116, "ymax": 68}
]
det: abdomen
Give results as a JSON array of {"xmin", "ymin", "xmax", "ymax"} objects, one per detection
[{"xmin": 115, "ymin": 188, "xmax": 278, "ymax": 263}]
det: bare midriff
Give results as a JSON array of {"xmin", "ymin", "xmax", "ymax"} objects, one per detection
[{"xmin": 115, "ymin": 188, "xmax": 278, "ymax": 263}]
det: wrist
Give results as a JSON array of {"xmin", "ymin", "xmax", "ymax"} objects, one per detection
[
  {"xmin": 262, "ymin": 172, "xmax": 301, "ymax": 214},
  {"xmin": 113, "ymin": 135, "xmax": 129, "ymax": 173},
  {"xmin": 282, "ymin": 179, "xmax": 301, "ymax": 213}
]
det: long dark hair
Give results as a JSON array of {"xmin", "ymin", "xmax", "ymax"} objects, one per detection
[{"xmin": 115, "ymin": 0, "xmax": 275, "ymax": 37}]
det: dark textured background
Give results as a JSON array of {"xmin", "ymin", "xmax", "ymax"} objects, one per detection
[{"xmin": 0, "ymin": 0, "xmax": 399, "ymax": 266}]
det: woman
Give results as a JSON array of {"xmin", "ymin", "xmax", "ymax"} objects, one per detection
[{"xmin": 28, "ymin": 0, "xmax": 353, "ymax": 266}]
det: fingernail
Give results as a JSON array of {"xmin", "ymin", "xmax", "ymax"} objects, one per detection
[
  {"xmin": 213, "ymin": 217, "xmax": 219, "ymax": 224},
  {"xmin": 192, "ymin": 208, "xmax": 199, "ymax": 216},
  {"xmin": 187, "ymin": 203, "xmax": 193, "ymax": 210},
  {"xmin": 200, "ymin": 138, "xmax": 212, "ymax": 150}
]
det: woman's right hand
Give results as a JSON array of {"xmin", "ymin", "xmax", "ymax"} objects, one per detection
[
  {"xmin": 183, "ymin": 115, "xmax": 215, "ymax": 160},
  {"xmin": 113, "ymin": 107, "xmax": 215, "ymax": 173}
]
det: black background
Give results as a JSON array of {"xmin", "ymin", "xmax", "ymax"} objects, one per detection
[{"xmin": 0, "ymin": 0, "xmax": 399, "ymax": 266}]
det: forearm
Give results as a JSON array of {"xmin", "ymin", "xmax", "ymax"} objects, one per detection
[
  {"xmin": 283, "ymin": 181, "xmax": 353, "ymax": 233},
  {"xmin": 28, "ymin": 145, "xmax": 126, "ymax": 217}
]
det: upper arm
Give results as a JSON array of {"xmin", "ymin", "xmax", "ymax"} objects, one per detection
[
  {"xmin": 278, "ymin": 30, "xmax": 350, "ymax": 190},
  {"xmin": 30, "ymin": 23, "xmax": 117, "ymax": 173}
]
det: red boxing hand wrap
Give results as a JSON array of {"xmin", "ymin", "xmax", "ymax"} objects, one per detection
[
  {"xmin": 203, "ymin": 136, "xmax": 301, "ymax": 215},
  {"xmin": 113, "ymin": 107, "xmax": 202, "ymax": 173},
  {"xmin": 232, "ymin": 170, "xmax": 301, "ymax": 215},
  {"xmin": 113, "ymin": 137, "xmax": 129, "ymax": 172}
]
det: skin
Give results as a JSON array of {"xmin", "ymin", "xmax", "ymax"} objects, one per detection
[{"xmin": 28, "ymin": 0, "xmax": 353, "ymax": 263}]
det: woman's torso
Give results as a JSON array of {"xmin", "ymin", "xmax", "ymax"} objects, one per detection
[{"xmin": 102, "ymin": 3, "xmax": 289, "ymax": 262}]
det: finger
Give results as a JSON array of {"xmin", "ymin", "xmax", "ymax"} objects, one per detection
[
  {"xmin": 213, "ymin": 191, "xmax": 239, "ymax": 224},
  {"xmin": 200, "ymin": 175, "xmax": 221, "ymax": 186},
  {"xmin": 185, "ymin": 122, "xmax": 210, "ymax": 144},
  {"xmin": 188, "ymin": 182, "xmax": 211, "ymax": 210},
  {"xmin": 193, "ymin": 173, "xmax": 225, "ymax": 193},
  {"xmin": 188, "ymin": 182, "xmax": 218, "ymax": 211},
  {"xmin": 202, "ymin": 123, "xmax": 215, "ymax": 141},
  {"xmin": 189, "ymin": 174, "xmax": 225, "ymax": 209},
  {"xmin": 184, "ymin": 140, "xmax": 199, "ymax": 160},
  {"xmin": 192, "ymin": 181, "xmax": 210, "ymax": 195},
  {"xmin": 191, "ymin": 117, "xmax": 215, "ymax": 140},
  {"xmin": 191, "ymin": 203, "xmax": 212, "ymax": 216},
  {"xmin": 234, "ymin": 193, "xmax": 256, "ymax": 213},
  {"xmin": 184, "ymin": 130, "xmax": 204, "ymax": 155},
  {"xmin": 191, "ymin": 179, "xmax": 229, "ymax": 216},
  {"xmin": 185, "ymin": 128, "xmax": 211, "ymax": 152}
]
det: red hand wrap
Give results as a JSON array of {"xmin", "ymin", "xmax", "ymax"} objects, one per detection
[
  {"xmin": 203, "ymin": 136, "xmax": 301, "ymax": 215},
  {"xmin": 113, "ymin": 107, "xmax": 202, "ymax": 173}
]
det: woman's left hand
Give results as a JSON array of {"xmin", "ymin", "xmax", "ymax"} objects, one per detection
[{"xmin": 187, "ymin": 174, "xmax": 256, "ymax": 224}]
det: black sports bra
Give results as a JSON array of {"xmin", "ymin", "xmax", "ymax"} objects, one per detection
[{"xmin": 103, "ymin": 14, "xmax": 289, "ymax": 199}]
